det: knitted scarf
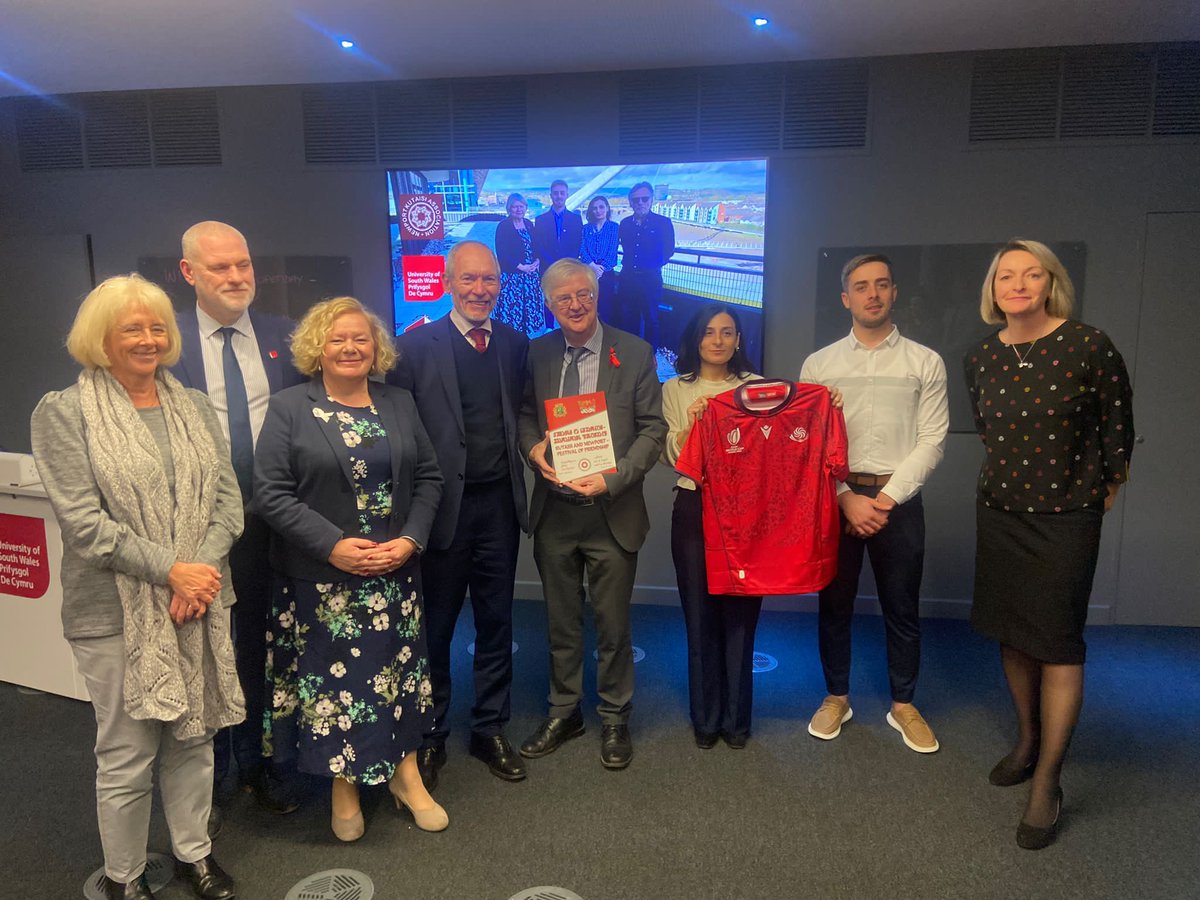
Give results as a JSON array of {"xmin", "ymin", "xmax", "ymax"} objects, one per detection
[{"xmin": 77, "ymin": 366, "xmax": 245, "ymax": 739}]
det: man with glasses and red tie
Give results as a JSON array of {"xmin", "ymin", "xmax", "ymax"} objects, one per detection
[
  {"xmin": 518, "ymin": 258, "xmax": 666, "ymax": 770},
  {"xmin": 388, "ymin": 240, "xmax": 531, "ymax": 789},
  {"xmin": 617, "ymin": 181, "xmax": 676, "ymax": 348}
]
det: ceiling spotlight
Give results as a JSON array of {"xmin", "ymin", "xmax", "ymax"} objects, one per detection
[
  {"xmin": 752, "ymin": 17, "xmax": 769, "ymax": 27},
  {"xmin": 339, "ymin": 39, "xmax": 355, "ymax": 49}
]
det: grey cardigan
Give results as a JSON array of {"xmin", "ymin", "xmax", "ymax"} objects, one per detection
[{"xmin": 30, "ymin": 383, "xmax": 243, "ymax": 641}]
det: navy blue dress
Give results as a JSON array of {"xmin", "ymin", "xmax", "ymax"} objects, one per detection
[{"xmin": 265, "ymin": 402, "xmax": 432, "ymax": 784}]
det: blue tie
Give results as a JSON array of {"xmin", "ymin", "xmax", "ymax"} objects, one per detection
[{"xmin": 219, "ymin": 326, "xmax": 254, "ymax": 501}]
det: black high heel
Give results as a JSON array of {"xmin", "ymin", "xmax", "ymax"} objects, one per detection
[
  {"xmin": 1016, "ymin": 786, "xmax": 1063, "ymax": 850},
  {"xmin": 989, "ymin": 752, "xmax": 1038, "ymax": 786}
]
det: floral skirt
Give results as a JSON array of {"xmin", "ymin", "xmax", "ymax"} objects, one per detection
[{"xmin": 264, "ymin": 563, "xmax": 432, "ymax": 784}]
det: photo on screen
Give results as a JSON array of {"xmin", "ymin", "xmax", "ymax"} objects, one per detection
[{"xmin": 387, "ymin": 161, "xmax": 767, "ymax": 380}]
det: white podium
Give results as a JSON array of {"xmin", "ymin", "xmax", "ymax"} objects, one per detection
[{"xmin": 0, "ymin": 483, "xmax": 90, "ymax": 701}]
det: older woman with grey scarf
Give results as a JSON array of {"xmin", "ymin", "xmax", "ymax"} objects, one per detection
[{"xmin": 31, "ymin": 274, "xmax": 244, "ymax": 900}]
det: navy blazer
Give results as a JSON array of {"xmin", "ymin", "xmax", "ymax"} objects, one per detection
[
  {"xmin": 533, "ymin": 209, "xmax": 584, "ymax": 269},
  {"xmin": 518, "ymin": 324, "xmax": 665, "ymax": 553},
  {"xmin": 253, "ymin": 379, "xmax": 444, "ymax": 582},
  {"xmin": 172, "ymin": 308, "xmax": 304, "ymax": 398},
  {"xmin": 389, "ymin": 315, "xmax": 530, "ymax": 550},
  {"xmin": 494, "ymin": 217, "xmax": 537, "ymax": 274}
]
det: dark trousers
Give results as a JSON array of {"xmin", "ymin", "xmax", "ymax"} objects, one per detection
[
  {"xmin": 213, "ymin": 512, "xmax": 272, "ymax": 787},
  {"xmin": 671, "ymin": 488, "xmax": 763, "ymax": 737},
  {"xmin": 533, "ymin": 495, "xmax": 637, "ymax": 724},
  {"xmin": 421, "ymin": 479, "xmax": 520, "ymax": 745},
  {"xmin": 596, "ymin": 271, "xmax": 618, "ymax": 328},
  {"xmin": 818, "ymin": 485, "xmax": 925, "ymax": 703},
  {"xmin": 617, "ymin": 269, "xmax": 663, "ymax": 348}
]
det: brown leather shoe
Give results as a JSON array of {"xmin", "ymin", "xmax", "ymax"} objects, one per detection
[{"xmin": 887, "ymin": 705, "xmax": 940, "ymax": 753}]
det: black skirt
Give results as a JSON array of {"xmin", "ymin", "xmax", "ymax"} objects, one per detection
[{"xmin": 970, "ymin": 503, "xmax": 1103, "ymax": 664}]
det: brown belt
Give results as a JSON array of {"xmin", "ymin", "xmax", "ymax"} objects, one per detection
[{"xmin": 844, "ymin": 472, "xmax": 892, "ymax": 487}]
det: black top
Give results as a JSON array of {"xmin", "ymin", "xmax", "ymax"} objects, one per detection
[
  {"xmin": 964, "ymin": 320, "xmax": 1134, "ymax": 513},
  {"xmin": 618, "ymin": 211, "xmax": 676, "ymax": 271}
]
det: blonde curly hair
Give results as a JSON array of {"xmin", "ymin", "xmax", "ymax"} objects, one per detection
[{"xmin": 290, "ymin": 297, "xmax": 397, "ymax": 377}]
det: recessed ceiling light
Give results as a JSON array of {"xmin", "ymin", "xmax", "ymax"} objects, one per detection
[
  {"xmin": 752, "ymin": 17, "xmax": 769, "ymax": 27},
  {"xmin": 339, "ymin": 39, "xmax": 355, "ymax": 49}
]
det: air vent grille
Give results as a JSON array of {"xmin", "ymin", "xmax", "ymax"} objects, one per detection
[
  {"xmin": 150, "ymin": 90, "xmax": 221, "ymax": 166},
  {"xmin": 377, "ymin": 81, "xmax": 452, "ymax": 163},
  {"xmin": 783, "ymin": 61, "xmax": 870, "ymax": 150},
  {"xmin": 699, "ymin": 67, "xmax": 782, "ymax": 155},
  {"xmin": 452, "ymin": 79, "xmax": 526, "ymax": 162},
  {"xmin": 302, "ymin": 85, "xmax": 377, "ymax": 164},
  {"xmin": 970, "ymin": 45, "xmax": 1197, "ymax": 143},
  {"xmin": 1060, "ymin": 51, "xmax": 1152, "ymax": 139},
  {"xmin": 1153, "ymin": 48, "xmax": 1200, "ymax": 136},
  {"xmin": 15, "ymin": 98, "xmax": 84, "ymax": 170},
  {"xmin": 619, "ymin": 70, "xmax": 700, "ymax": 157},
  {"xmin": 82, "ymin": 93, "xmax": 152, "ymax": 168}
]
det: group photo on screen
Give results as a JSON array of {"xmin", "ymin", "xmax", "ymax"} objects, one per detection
[{"xmin": 387, "ymin": 161, "xmax": 767, "ymax": 380}]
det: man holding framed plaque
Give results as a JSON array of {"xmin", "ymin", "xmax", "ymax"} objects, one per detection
[{"xmin": 518, "ymin": 258, "xmax": 666, "ymax": 770}]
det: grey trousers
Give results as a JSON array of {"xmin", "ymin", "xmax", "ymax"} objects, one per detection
[
  {"xmin": 533, "ymin": 497, "xmax": 637, "ymax": 724},
  {"xmin": 71, "ymin": 634, "xmax": 214, "ymax": 882}
]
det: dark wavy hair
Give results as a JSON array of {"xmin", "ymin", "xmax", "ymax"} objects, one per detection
[{"xmin": 675, "ymin": 303, "xmax": 754, "ymax": 382}]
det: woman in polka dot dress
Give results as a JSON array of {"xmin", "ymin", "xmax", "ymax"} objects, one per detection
[{"xmin": 964, "ymin": 239, "xmax": 1133, "ymax": 851}]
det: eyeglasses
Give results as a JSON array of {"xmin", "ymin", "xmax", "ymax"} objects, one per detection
[
  {"xmin": 550, "ymin": 289, "xmax": 596, "ymax": 308},
  {"xmin": 630, "ymin": 194, "xmax": 652, "ymax": 204}
]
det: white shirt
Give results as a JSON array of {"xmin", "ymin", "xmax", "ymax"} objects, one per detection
[
  {"xmin": 800, "ymin": 326, "xmax": 948, "ymax": 505},
  {"xmin": 449, "ymin": 309, "xmax": 492, "ymax": 348},
  {"xmin": 660, "ymin": 372, "xmax": 756, "ymax": 490},
  {"xmin": 196, "ymin": 305, "xmax": 272, "ymax": 448}
]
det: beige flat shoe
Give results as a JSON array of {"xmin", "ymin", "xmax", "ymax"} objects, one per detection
[
  {"xmin": 390, "ymin": 784, "xmax": 449, "ymax": 832},
  {"xmin": 331, "ymin": 809, "xmax": 365, "ymax": 842}
]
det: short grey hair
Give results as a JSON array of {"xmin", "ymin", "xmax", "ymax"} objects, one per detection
[
  {"xmin": 181, "ymin": 220, "xmax": 248, "ymax": 261},
  {"xmin": 541, "ymin": 258, "xmax": 598, "ymax": 305},
  {"xmin": 444, "ymin": 240, "xmax": 499, "ymax": 281}
]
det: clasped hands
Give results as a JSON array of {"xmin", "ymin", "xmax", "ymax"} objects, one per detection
[
  {"xmin": 168, "ymin": 561, "xmax": 221, "ymax": 627},
  {"xmin": 528, "ymin": 433, "xmax": 609, "ymax": 498},
  {"xmin": 840, "ymin": 490, "xmax": 896, "ymax": 538},
  {"xmin": 328, "ymin": 536, "xmax": 418, "ymax": 577}
]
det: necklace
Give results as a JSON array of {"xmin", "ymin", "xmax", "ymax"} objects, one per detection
[{"xmin": 1010, "ymin": 339, "xmax": 1038, "ymax": 369}]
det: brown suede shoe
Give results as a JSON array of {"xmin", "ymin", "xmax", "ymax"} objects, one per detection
[
  {"xmin": 807, "ymin": 696, "xmax": 853, "ymax": 740},
  {"xmin": 887, "ymin": 705, "xmax": 940, "ymax": 753}
]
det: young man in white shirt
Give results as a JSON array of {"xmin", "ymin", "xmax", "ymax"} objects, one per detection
[{"xmin": 799, "ymin": 254, "xmax": 949, "ymax": 753}]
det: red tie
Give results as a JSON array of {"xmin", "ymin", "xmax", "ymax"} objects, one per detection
[{"xmin": 467, "ymin": 327, "xmax": 488, "ymax": 353}]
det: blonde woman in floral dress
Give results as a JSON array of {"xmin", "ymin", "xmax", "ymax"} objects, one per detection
[{"xmin": 254, "ymin": 297, "xmax": 446, "ymax": 841}]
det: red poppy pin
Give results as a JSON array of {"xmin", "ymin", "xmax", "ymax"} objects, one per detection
[
  {"xmin": 269, "ymin": 350, "xmax": 279, "ymax": 359},
  {"xmin": 609, "ymin": 346, "xmax": 621, "ymax": 368}
]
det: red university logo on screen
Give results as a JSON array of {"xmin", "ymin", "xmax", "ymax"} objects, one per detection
[
  {"xmin": 0, "ymin": 513, "xmax": 50, "ymax": 599},
  {"xmin": 398, "ymin": 194, "xmax": 445, "ymax": 240},
  {"xmin": 403, "ymin": 255, "xmax": 446, "ymax": 302}
]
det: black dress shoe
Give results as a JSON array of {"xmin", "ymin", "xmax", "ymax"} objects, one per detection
[
  {"xmin": 416, "ymin": 743, "xmax": 447, "ymax": 791},
  {"xmin": 694, "ymin": 729, "xmax": 719, "ymax": 749},
  {"xmin": 1016, "ymin": 786, "xmax": 1063, "ymax": 851},
  {"xmin": 600, "ymin": 724, "xmax": 633, "ymax": 769},
  {"xmin": 176, "ymin": 855, "xmax": 236, "ymax": 899},
  {"xmin": 245, "ymin": 767, "xmax": 301, "ymax": 814},
  {"xmin": 469, "ymin": 733, "xmax": 528, "ymax": 781},
  {"xmin": 519, "ymin": 709, "xmax": 586, "ymax": 759},
  {"xmin": 206, "ymin": 800, "xmax": 223, "ymax": 840},
  {"xmin": 989, "ymin": 752, "xmax": 1038, "ymax": 787},
  {"xmin": 722, "ymin": 731, "xmax": 748, "ymax": 750},
  {"xmin": 101, "ymin": 873, "xmax": 154, "ymax": 900}
]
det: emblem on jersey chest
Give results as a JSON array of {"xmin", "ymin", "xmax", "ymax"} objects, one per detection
[
  {"xmin": 725, "ymin": 427, "xmax": 745, "ymax": 453},
  {"xmin": 759, "ymin": 425, "xmax": 772, "ymax": 439},
  {"xmin": 789, "ymin": 426, "xmax": 809, "ymax": 443}
]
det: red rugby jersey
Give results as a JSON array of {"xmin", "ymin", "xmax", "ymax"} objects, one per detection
[{"xmin": 676, "ymin": 380, "xmax": 849, "ymax": 596}]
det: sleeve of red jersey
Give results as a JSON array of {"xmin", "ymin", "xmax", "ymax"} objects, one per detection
[
  {"xmin": 824, "ymin": 398, "xmax": 850, "ymax": 482},
  {"xmin": 675, "ymin": 409, "xmax": 706, "ymax": 485}
]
